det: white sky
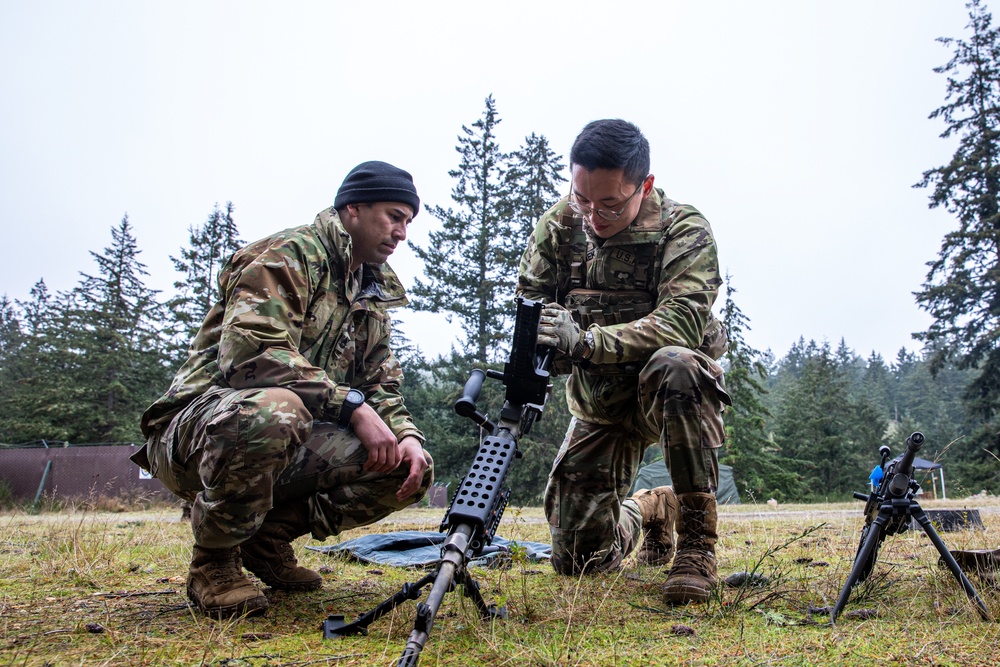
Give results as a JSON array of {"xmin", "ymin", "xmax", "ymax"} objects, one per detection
[{"xmin": 0, "ymin": 1, "xmax": 974, "ymax": 362}]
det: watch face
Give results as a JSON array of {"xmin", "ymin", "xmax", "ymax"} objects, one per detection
[{"xmin": 340, "ymin": 389, "xmax": 365, "ymax": 427}]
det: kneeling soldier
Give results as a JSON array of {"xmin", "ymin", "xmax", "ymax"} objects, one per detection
[{"xmin": 518, "ymin": 120, "xmax": 729, "ymax": 603}]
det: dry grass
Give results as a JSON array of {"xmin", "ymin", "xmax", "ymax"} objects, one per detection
[{"xmin": 1, "ymin": 497, "xmax": 999, "ymax": 666}]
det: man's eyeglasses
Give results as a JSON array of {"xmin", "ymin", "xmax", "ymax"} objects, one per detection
[{"xmin": 567, "ymin": 178, "xmax": 647, "ymax": 221}]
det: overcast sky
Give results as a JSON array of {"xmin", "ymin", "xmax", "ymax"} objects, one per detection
[{"xmin": 0, "ymin": 1, "xmax": 976, "ymax": 362}]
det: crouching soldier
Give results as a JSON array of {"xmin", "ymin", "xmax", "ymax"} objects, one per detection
[{"xmin": 133, "ymin": 162, "xmax": 433, "ymax": 617}]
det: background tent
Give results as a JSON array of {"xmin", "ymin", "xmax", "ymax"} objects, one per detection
[
  {"xmin": 630, "ymin": 460, "xmax": 741, "ymax": 505},
  {"xmin": 912, "ymin": 456, "xmax": 946, "ymax": 500}
]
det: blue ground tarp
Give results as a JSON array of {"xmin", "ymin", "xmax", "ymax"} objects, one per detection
[{"xmin": 311, "ymin": 530, "xmax": 551, "ymax": 568}]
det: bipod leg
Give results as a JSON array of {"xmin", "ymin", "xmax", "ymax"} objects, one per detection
[
  {"xmin": 911, "ymin": 503, "xmax": 992, "ymax": 621},
  {"xmin": 831, "ymin": 509, "xmax": 890, "ymax": 625},
  {"xmin": 324, "ymin": 571, "xmax": 438, "ymax": 639},
  {"xmin": 454, "ymin": 566, "xmax": 507, "ymax": 621}
]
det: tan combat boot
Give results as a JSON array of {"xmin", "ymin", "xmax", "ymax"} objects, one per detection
[
  {"xmin": 187, "ymin": 545, "xmax": 269, "ymax": 618},
  {"xmin": 662, "ymin": 492, "xmax": 718, "ymax": 604},
  {"xmin": 631, "ymin": 486, "xmax": 679, "ymax": 566},
  {"xmin": 240, "ymin": 503, "xmax": 323, "ymax": 591}
]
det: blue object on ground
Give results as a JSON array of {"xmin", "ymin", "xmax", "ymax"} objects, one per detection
[{"xmin": 309, "ymin": 530, "xmax": 551, "ymax": 568}]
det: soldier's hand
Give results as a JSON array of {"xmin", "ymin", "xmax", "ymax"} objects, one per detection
[
  {"xmin": 351, "ymin": 402, "xmax": 400, "ymax": 474},
  {"xmin": 537, "ymin": 303, "xmax": 591, "ymax": 359},
  {"xmin": 396, "ymin": 436, "xmax": 430, "ymax": 502}
]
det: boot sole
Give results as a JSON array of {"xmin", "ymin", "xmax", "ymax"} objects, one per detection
[{"xmin": 187, "ymin": 586, "xmax": 269, "ymax": 618}]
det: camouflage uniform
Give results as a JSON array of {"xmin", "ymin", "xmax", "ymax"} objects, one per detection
[
  {"xmin": 517, "ymin": 188, "xmax": 729, "ymax": 574},
  {"xmin": 134, "ymin": 208, "xmax": 432, "ymax": 548}
]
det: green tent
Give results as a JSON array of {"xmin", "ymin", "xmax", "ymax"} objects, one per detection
[{"xmin": 630, "ymin": 459, "xmax": 741, "ymax": 505}]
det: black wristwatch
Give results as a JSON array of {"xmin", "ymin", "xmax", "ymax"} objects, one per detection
[{"xmin": 339, "ymin": 388, "xmax": 365, "ymax": 428}]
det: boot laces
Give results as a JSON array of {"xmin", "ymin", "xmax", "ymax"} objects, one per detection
[
  {"xmin": 275, "ymin": 540, "xmax": 297, "ymax": 565},
  {"xmin": 670, "ymin": 549, "xmax": 714, "ymax": 576},
  {"xmin": 207, "ymin": 551, "xmax": 245, "ymax": 585}
]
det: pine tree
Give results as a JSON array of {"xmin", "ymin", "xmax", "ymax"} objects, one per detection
[
  {"xmin": 0, "ymin": 295, "xmax": 23, "ymax": 441},
  {"xmin": 62, "ymin": 214, "xmax": 171, "ymax": 442},
  {"xmin": 771, "ymin": 342, "xmax": 882, "ymax": 500},
  {"xmin": 914, "ymin": 0, "xmax": 1000, "ymax": 480},
  {"xmin": 168, "ymin": 202, "xmax": 241, "ymax": 355},
  {"xmin": 718, "ymin": 276, "xmax": 804, "ymax": 501},
  {"xmin": 389, "ymin": 314, "xmax": 422, "ymax": 373},
  {"xmin": 506, "ymin": 132, "xmax": 567, "ymax": 240},
  {"xmin": 411, "ymin": 95, "xmax": 514, "ymax": 362},
  {"xmin": 861, "ymin": 351, "xmax": 893, "ymax": 424},
  {"xmin": 0, "ymin": 281, "xmax": 85, "ymax": 443},
  {"xmin": 410, "ymin": 96, "xmax": 517, "ymax": 363}
]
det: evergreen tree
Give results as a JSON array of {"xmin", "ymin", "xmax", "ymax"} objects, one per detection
[
  {"xmin": 861, "ymin": 351, "xmax": 893, "ymax": 424},
  {"xmin": 0, "ymin": 295, "xmax": 23, "ymax": 366},
  {"xmin": 410, "ymin": 96, "xmax": 517, "ymax": 363},
  {"xmin": 409, "ymin": 99, "xmax": 567, "ymax": 364},
  {"xmin": 168, "ymin": 202, "xmax": 241, "ymax": 355},
  {"xmin": 0, "ymin": 281, "xmax": 86, "ymax": 443},
  {"xmin": 62, "ymin": 214, "xmax": 171, "ymax": 442},
  {"xmin": 506, "ymin": 132, "xmax": 567, "ymax": 240},
  {"xmin": 890, "ymin": 346, "xmax": 982, "ymax": 490},
  {"xmin": 762, "ymin": 336, "xmax": 819, "ymax": 414},
  {"xmin": 0, "ymin": 296, "xmax": 23, "ymax": 441},
  {"xmin": 914, "ymin": 0, "xmax": 1000, "ymax": 484},
  {"xmin": 718, "ymin": 276, "xmax": 804, "ymax": 501},
  {"xmin": 389, "ymin": 314, "xmax": 422, "ymax": 374},
  {"xmin": 771, "ymin": 342, "xmax": 884, "ymax": 500}
]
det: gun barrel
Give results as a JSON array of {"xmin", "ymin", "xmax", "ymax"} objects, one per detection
[{"xmin": 887, "ymin": 431, "xmax": 923, "ymax": 497}]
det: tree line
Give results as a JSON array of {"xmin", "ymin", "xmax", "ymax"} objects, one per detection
[{"xmin": 3, "ymin": 3, "xmax": 1000, "ymax": 501}]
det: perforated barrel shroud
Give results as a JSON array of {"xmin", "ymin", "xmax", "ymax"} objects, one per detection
[{"xmin": 441, "ymin": 433, "xmax": 517, "ymax": 552}]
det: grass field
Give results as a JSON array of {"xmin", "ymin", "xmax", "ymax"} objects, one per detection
[{"xmin": 2, "ymin": 497, "xmax": 999, "ymax": 666}]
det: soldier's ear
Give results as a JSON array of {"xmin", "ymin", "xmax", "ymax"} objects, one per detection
[
  {"xmin": 340, "ymin": 203, "xmax": 363, "ymax": 226},
  {"xmin": 642, "ymin": 175, "xmax": 655, "ymax": 197}
]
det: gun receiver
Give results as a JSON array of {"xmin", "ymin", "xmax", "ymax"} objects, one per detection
[{"xmin": 323, "ymin": 297, "xmax": 554, "ymax": 666}]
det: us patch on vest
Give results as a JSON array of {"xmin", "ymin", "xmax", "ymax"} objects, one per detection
[{"xmin": 611, "ymin": 248, "xmax": 635, "ymax": 265}]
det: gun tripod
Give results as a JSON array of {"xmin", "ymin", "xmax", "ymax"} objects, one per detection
[
  {"xmin": 322, "ymin": 523, "xmax": 506, "ymax": 661},
  {"xmin": 831, "ymin": 433, "xmax": 992, "ymax": 624}
]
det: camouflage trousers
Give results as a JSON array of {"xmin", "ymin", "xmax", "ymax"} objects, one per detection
[
  {"xmin": 141, "ymin": 386, "xmax": 433, "ymax": 548},
  {"xmin": 546, "ymin": 346, "xmax": 729, "ymax": 575}
]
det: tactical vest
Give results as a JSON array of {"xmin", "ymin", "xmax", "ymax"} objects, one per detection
[
  {"xmin": 554, "ymin": 205, "xmax": 666, "ymax": 327},
  {"xmin": 553, "ymin": 203, "xmax": 727, "ymax": 374}
]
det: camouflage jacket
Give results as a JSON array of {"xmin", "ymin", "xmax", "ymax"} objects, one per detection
[
  {"xmin": 516, "ymin": 187, "xmax": 724, "ymax": 423},
  {"xmin": 140, "ymin": 208, "xmax": 423, "ymax": 444}
]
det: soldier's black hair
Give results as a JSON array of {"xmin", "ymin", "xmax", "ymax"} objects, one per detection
[{"xmin": 570, "ymin": 119, "xmax": 650, "ymax": 187}]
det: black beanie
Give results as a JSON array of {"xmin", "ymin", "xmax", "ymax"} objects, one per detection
[{"xmin": 334, "ymin": 161, "xmax": 420, "ymax": 216}]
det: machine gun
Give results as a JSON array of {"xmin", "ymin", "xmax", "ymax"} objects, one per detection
[
  {"xmin": 830, "ymin": 432, "xmax": 991, "ymax": 624},
  {"xmin": 323, "ymin": 297, "xmax": 554, "ymax": 666}
]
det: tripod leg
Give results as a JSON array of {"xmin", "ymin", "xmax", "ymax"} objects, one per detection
[
  {"xmin": 454, "ymin": 567, "xmax": 507, "ymax": 621},
  {"xmin": 911, "ymin": 506, "xmax": 992, "ymax": 621},
  {"xmin": 831, "ymin": 513, "xmax": 889, "ymax": 624},
  {"xmin": 324, "ymin": 571, "xmax": 438, "ymax": 638}
]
